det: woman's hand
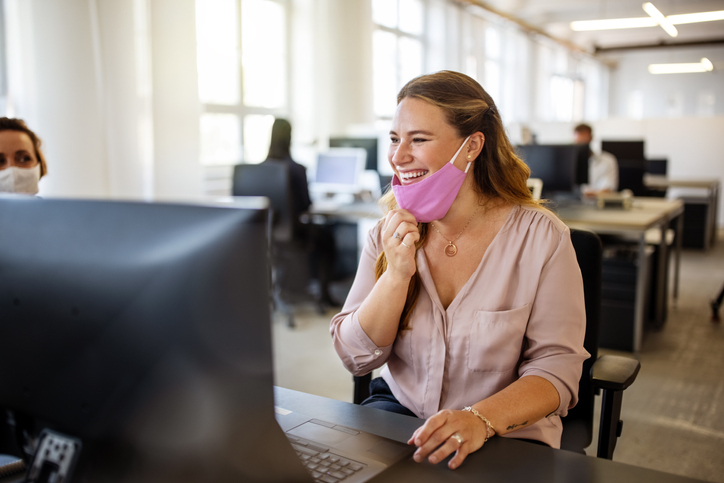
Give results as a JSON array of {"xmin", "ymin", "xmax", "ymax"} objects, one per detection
[
  {"xmin": 407, "ymin": 409, "xmax": 491, "ymax": 470},
  {"xmin": 380, "ymin": 209, "xmax": 420, "ymax": 281}
]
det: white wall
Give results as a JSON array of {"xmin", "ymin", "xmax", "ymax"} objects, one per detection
[{"xmin": 606, "ymin": 45, "xmax": 724, "ymax": 119}]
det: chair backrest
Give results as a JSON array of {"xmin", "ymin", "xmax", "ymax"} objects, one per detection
[
  {"xmin": 560, "ymin": 228, "xmax": 602, "ymax": 452},
  {"xmin": 233, "ymin": 162, "xmax": 294, "ymax": 243}
]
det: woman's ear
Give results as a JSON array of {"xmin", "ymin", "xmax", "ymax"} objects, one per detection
[{"xmin": 466, "ymin": 132, "xmax": 485, "ymax": 160}]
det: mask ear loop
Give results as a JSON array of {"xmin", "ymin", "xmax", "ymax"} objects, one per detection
[{"xmin": 449, "ymin": 135, "xmax": 472, "ymax": 172}]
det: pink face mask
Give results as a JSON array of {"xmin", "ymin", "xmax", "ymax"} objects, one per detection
[{"xmin": 392, "ymin": 136, "xmax": 471, "ymax": 223}]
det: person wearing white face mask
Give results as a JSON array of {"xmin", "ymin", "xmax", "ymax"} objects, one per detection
[
  {"xmin": 330, "ymin": 71, "xmax": 587, "ymax": 470},
  {"xmin": 0, "ymin": 117, "xmax": 48, "ymax": 195}
]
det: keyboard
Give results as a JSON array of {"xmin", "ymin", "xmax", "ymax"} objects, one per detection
[{"xmin": 288, "ymin": 436, "xmax": 367, "ymax": 483}]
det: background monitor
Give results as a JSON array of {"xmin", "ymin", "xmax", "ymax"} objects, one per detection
[
  {"xmin": 601, "ymin": 140, "xmax": 645, "ymax": 161},
  {"xmin": 646, "ymin": 158, "xmax": 668, "ymax": 175},
  {"xmin": 329, "ymin": 137, "xmax": 378, "ymax": 171},
  {"xmin": 0, "ymin": 196, "xmax": 309, "ymax": 482},
  {"xmin": 311, "ymin": 147, "xmax": 366, "ymax": 195},
  {"xmin": 516, "ymin": 144, "xmax": 589, "ymax": 196},
  {"xmin": 617, "ymin": 159, "xmax": 648, "ymax": 196}
]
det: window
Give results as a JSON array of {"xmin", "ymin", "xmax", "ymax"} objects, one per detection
[
  {"xmin": 0, "ymin": 3, "xmax": 7, "ymax": 116},
  {"xmin": 195, "ymin": 0, "xmax": 288, "ymax": 169},
  {"xmin": 371, "ymin": 0, "xmax": 425, "ymax": 118}
]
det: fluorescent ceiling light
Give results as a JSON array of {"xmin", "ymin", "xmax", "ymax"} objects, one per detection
[
  {"xmin": 648, "ymin": 58, "xmax": 714, "ymax": 74},
  {"xmin": 643, "ymin": 2, "xmax": 678, "ymax": 37},
  {"xmin": 571, "ymin": 18, "xmax": 656, "ymax": 31},
  {"xmin": 570, "ymin": 9, "xmax": 724, "ymax": 32},
  {"xmin": 667, "ymin": 11, "xmax": 724, "ymax": 24}
]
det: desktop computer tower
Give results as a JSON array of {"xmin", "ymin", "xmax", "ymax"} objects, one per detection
[{"xmin": 599, "ymin": 243, "xmax": 654, "ymax": 352}]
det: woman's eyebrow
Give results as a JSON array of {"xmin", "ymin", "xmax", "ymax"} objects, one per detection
[{"xmin": 389, "ymin": 129, "xmax": 435, "ymax": 136}]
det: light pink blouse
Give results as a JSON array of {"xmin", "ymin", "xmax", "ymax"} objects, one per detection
[{"xmin": 330, "ymin": 204, "xmax": 589, "ymax": 447}]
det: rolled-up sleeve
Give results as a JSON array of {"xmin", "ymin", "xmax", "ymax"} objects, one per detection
[
  {"xmin": 518, "ymin": 226, "xmax": 589, "ymax": 417},
  {"xmin": 330, "ymin": 224, "xmax": 393, "ymax": 376}
]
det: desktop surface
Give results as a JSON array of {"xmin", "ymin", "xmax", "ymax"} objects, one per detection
[{"xmin": 275, "ymin": 387, "xmax": 706, "ymax": 483}]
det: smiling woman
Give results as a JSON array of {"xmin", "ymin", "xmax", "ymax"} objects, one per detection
[
  {"xmin": 0, "ymin": 117, "xmax": 47, "ymax": 195},
  {"xmin": 330, "ymin": 70, "xmax": 588, "ymax": 470}
]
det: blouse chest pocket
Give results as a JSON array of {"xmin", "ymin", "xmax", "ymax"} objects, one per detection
[{"xmin": 466, "ymin": 304, "xmax": 531, "ymax": 374}]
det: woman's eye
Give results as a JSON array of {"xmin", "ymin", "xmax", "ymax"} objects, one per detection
[
  {"xmin": 390, "ymin": 137, "xmax": 399, "ymax": 144},
  {"xmin": 412, "ymin": 138, "xmax": 428, "ymax": 143},
  {"xmin": 15, "ymin": 153, "xmax": 34, "ymax": 164}
]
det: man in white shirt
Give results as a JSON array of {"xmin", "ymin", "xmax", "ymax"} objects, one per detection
[{"xmin": 574, "ymin": 123, "xmax": 618, "ymax": 196}]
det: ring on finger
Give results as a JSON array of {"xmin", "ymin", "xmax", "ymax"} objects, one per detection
[
  {"xmin": 393, "ymin": 232, "xmax": 402, "ymax": 239},
  {"xmin": 400, "ymin": 241, "xmax": 411, "ymax": 249},
  {"xmin": 450, "ymin": 432, "xmax": 464, "ymax": 445}
]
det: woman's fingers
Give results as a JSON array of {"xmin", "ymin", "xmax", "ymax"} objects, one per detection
[
  {"xmin": 447, "ymin": 445, "xmax": 470, "ymax": 470},
  {"xmin": 409, "ymin": 410, "xmax": 487, "ymax": 469},
  {"xmin": 383, "ymin": 209, "xmax": 418, "ymax": 239}
]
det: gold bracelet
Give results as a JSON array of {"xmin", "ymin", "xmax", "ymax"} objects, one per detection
[{"xmin": 463, "ymin": 406, "xmax": 495, "ymax": 441}]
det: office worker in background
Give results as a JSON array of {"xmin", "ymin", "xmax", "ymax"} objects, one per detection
[
  {"xmin": 330, "ymin": 71, "xmax": 587, "ymax": 469},
  {"xmin": 0, "ymin": 117, "xmax": 47, "ymax": 195},
  {"xmin": 264, "ymin": 118, "xmax": 338, "ymax": 307},
  {"xmin": 573, "ymin": 123, "xmax": 618, "ymax": 196}
]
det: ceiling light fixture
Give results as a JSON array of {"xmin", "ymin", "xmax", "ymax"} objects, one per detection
[
  {"xmin": 643, "ymin": 2, "xmax": 678, "ymax": 37},
  {"xmin": 648, "ymin": 57, "xmax": 714, "ymax": 74},
  {"xmin": 570, "ymin": 9, "xmax": 724, "ymax": 32},
  {"xmin": 667, "ymin": 11, "xmax": 724, "ymax": 24}
]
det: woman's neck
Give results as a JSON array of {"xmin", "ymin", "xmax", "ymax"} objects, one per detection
[{"xmin": 434, "ymin": 189, "xmax": 494, "ymax": 233}]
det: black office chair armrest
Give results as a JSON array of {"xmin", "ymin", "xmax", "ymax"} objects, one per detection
[
  {"xmin": 591, "ymin": 355, "xmax": 640, "ymax": 391},
  {"xmin": 591, "ymin": 355, "xmax": 641, "ymax": 459}
]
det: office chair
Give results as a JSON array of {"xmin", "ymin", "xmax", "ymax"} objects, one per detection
[
  {"xmin": 233, "ymin": 162, "xmax": 314, "ymax": 327},
  {"xmin": 562, "ymin": 228, "xmax": 640, "ymax": 459},
  {"xmin": 711, "ymin": 281, "xmax": 724, "ymax": 323},
  {"xmin": 352, "ymin": 229, "xmax": 640, "ymax": 460}
]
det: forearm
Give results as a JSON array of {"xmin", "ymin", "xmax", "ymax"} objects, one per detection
[
  {"xmin": 357, "ymin": 270, "xmax": 412, "ymax": 347},
  {"xmin": 470, "ymin": 376, "xmax": 559, "ymax": 436}
]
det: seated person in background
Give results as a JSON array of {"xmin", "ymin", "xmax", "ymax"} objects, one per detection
[
  {"xmin": 574, "ymin": 123, "xmax": 618, "ymax": 196},
  {"xmin": 264, "ymin": 118, "xmax": 339, "ymax": 307},
  {"xmin": 264, "ymin": 118, "xmax": 312, "ymax": 239},
  {"xmin": 330, "ymin": 71, "xmax": 587, "ymax": 469},
  {"xmin": 0, "ymin": 117, "xmax": 47, "ymax": 195}
]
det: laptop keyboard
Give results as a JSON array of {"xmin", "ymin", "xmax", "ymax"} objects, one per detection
[{"xmin": 288, "ymin": 437, "xmax": 367, "ymax": 483}]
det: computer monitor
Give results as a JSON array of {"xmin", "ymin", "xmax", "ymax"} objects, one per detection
[
  {"xmin": 329, "ymin": 137, "xmax": 378, "ymax": 171},
  {"xmin": 311, "ymin": 148, "xmax": 366, "ymax": 195},
  {"xmin": 618, "ymin": 159, "xmax": 648, "ymax": 196},
  {"xmin": 646, "ymin": 158, "xmax": 667, "ymax": 175},
  {"xmin": 0, "ymin": 196, "xmax": 310, "ymax": 482},
  {"xmin": 516, "ymin": 144, "xmax": 589, "ymax": 197},
  {"xmin": 601, "ymin": 140, "xmax": 645, "ymax": 161}
]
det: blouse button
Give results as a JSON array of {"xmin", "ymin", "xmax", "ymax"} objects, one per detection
[{"xmin": 374, "ymin": 349, "xmax": 382, "ymax": 356}]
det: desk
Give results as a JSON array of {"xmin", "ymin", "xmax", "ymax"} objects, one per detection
[
  {"xmin": 275, "ymin": 387, "xmax": 705, "ymax": 483},
  {"xmin": 309, "ymin": 199, "xmax": 383, "ymax": 221},
  {"xmin": 555, "ymin": 198, "xmax": 684, "ymax": 352},
  {"xmin": 644, "ymin": 176, "xmax": 720, "ymax": 250}
]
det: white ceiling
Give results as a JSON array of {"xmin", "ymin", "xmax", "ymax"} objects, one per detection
[{"xmin": 480, "ymin": 0, "xmax": 724, "ymax": 53}]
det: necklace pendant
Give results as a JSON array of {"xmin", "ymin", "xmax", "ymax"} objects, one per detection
[{"xmin": 444, "ymin": 242, "xmax": 458, "ymax": 257}]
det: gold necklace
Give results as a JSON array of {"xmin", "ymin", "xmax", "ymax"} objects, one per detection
[{"xmin": 430, "ymin": 206, "xmax": 480, "ymax": 257}]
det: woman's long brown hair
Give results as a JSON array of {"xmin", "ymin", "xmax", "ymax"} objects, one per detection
[{"xmin": 377, "ymin": 70, "xmax": 540, "ymax": 333}]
